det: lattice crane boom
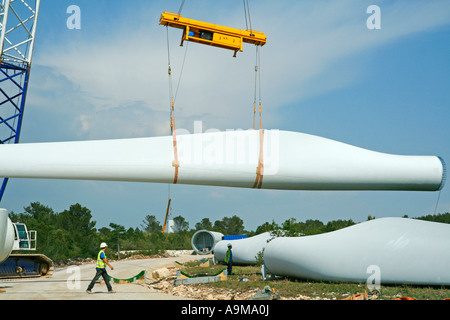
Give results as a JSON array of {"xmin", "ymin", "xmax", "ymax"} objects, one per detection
[{"xmin": 0, "ymin": 0, "xmax": 40, "ymax": 201}]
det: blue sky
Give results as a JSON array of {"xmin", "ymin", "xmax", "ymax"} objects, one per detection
[{"xmin": 1, "ymin": 0, "xmax": 450, "ymax": 232}]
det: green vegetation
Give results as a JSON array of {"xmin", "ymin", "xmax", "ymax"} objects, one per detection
[
  {"xmin": 8, "ymin": 202, "xmax": 450, "ymax": 299},
  {"xmin": 9, "ymin": 202, "xmax": 192, "ymax": 262},
  {"xmin": 173, "ymin": 260, "xmax": 450, "ymax": 300},
  {"xmin": 8, "ymin": 201, "xmax": 450, "ymax": 267},
  {"xmin": 201, "ymin": 265, "xmax": 450, "ymax": 300},
  {"xmin": 177, "ymin": 259, "xmax": 227, "ymax": 277}
]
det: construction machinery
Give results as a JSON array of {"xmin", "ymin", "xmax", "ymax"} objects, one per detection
[
  {"xmin": 0, "ymin": 0, "xmax": 52, "ymax": 280},
  {"xmin": 163, "ymin": 197, "xmax": 172, "ymax": 234},
  {"xmin": 159, "ymin": 11, "xmax": 266, "ymax": 57},
  {"xmin": 160, "ymin": 4, "xmax": 267, "ymax": 188},
  {"xmin": 0, "ymin": 0, "xmax": 40, "ymax": 201},
  {"xmin": 0, "ymin": 209, "xmax": 53, "ymax": 279}
]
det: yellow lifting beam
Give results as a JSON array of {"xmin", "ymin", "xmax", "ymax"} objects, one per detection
[{"xmin": 159, "ymin": 11, "xmax": 267, "ymax": 57}]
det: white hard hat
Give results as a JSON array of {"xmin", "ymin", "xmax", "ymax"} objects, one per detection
[
  {"xmin": 100, "ymin": 242, "xmax": 107, "ymax": 248},
  {"xmin": 228, "ymin": 243, "xmax": 232, "ymax": 247}
]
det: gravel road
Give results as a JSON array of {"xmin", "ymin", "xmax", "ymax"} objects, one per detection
[{"xmin": 0, "ymin": 254, "xmax": 201, "ymax": 300}]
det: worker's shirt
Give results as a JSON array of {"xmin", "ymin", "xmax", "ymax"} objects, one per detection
[
  {"xmin": 225, "ymin": 249, "xmax": 232, "ymax": 263},
  {"xmin": 96, "ymin": 250, "xmax": 107, "ymax": 270}
]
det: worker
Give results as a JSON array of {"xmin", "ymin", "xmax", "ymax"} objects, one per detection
[
  {"xmin": 224, "ymin": 243, "xmax": 233, "ymax": 276},
  {"xmin": 86, "ymin": 242, "xmax": 115, "ymax": 294}
]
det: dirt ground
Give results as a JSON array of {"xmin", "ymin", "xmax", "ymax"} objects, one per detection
[{"xmin": 0, "ymin": 251, "xmax": 200, "ymax": 300}]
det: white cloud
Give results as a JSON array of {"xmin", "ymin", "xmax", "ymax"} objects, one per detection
[{"xmin": 31, "ymin": 1, "xmax": 450, "ymax": 140}]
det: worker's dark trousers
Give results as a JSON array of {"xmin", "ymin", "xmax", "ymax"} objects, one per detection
[
  {"xmin": 227, "ymin": 261, "xmax": 232, "ymax": 276},
  {"xmin": 87, "ymin": 268, "xmax": 113, "ymax": 292}
]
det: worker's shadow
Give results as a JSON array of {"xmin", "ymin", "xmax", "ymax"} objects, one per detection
[
  {"xmin": 90, "ymin": 290, "xmax": 113, "ymax": 294},
  {"xmin": 0, "ymin": 285, "xmax": 12, "ymax": 289},
  {"xmin": 0, "ymin": 285, "xmax": 13, "ymax": 292}
]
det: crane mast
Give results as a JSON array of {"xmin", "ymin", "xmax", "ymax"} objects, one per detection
[{"xmin": 0, "ymin": 0, "xmax": 40, "ymax": 201}]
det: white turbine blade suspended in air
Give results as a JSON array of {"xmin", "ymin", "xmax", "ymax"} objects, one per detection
[{"xmin": 0, "ymin": 130, "xmax": 445, "ymax": 191}]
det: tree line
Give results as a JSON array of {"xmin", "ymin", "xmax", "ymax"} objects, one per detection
[{"xmin": 8, "ymin": 201, "xmax": 450, "ymax": 262}]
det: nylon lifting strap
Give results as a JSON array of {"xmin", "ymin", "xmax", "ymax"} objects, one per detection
[
  {"xmin": 171, "ymin": 99, "xmax": 180, "ymax": 184},
  {"xmin": 253, "ymin": 124, "xmax": 264, "ymax": 189},
  {"xmin": 252, "ymin": 46, "xmax": 264, "ymax": 189},
  {"xmin": 166, "ymin": 26, "xmax": 180, "ymax": 184}
]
